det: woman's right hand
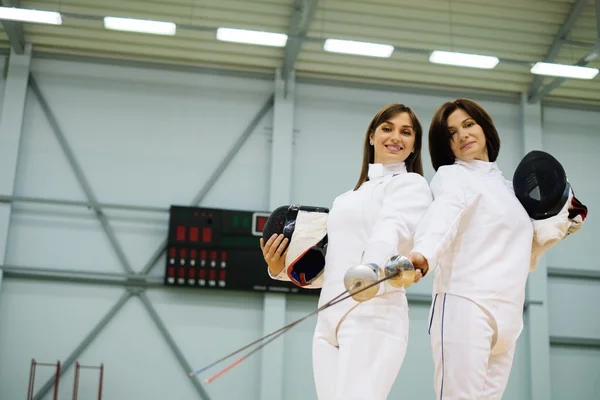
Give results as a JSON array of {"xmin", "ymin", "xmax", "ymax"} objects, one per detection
[
  {"xmin": 260, "ymin": 234, "xmax": 289, "ymax": 276},
  {"xmin": 407, "ymin": 252, "xmax": 429, "ymax": 280}
]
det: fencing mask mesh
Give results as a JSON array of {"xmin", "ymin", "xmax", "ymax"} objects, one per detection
[
  {"xmin": 262, "ymin": 205, "xmax": 329, "ymax": 288},
  {"xmin": 513, "ymin": 150, "xmax": 570, "ymax": 220}
]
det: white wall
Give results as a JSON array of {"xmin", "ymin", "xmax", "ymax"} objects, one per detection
[
  {"xmin": 543, "ymin": 107, "xmax": 600, "ymax": 272},
  {"xmin": 0, "ymin": 59, "xmax": 273, "ymax": 400},
  {"xmin": 550, "ymin": 346, "xmax": 600, "ymax": 399},
  {"xmin": 0, "ymin": 56, "xmax": 597, "ymax": 400},
  {"xmin": 543, "ymin": 106, "xmax": 600, "ymax": 400}
]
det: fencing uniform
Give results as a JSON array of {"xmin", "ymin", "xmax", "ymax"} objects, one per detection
[
  {"xmin": 312, "ymin": 162, "xmax": 432, "ymax": 400},
  {"xmin": 412, "ymin": 159, "xmax": 533, "ymax": 400}
]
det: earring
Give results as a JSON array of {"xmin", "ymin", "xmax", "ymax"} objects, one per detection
[{"xmin": 369, "ymin": 140, "xmax": 374, "ymax": 145}]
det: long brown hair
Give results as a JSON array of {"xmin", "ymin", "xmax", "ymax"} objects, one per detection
[
  {"xmin": 353, "ymin": 103, "xmax": 424, "ymax": 190},
  {"xmin": 429, "ymin": 98, "xmax": 501, "ymax": 171}
]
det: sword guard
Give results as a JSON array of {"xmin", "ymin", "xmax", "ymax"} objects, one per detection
[
  {"xmin": 343, "ymin": 263, "xmax": 380, "ymax": 302},
  {"xmin": 383, "ymin": 255, "xmax": 416, "ymax": 288}
]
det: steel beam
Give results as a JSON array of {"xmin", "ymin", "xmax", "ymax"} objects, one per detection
[
  {"xmin": 597, "ymin": 0, "xmax": 600, "ymax": 38},
  {"xmin": 0, "ymin": 0, "xmax": 25, "ymax": 54},
  {"xmin": 297, "ymin": 75, "xmax": 521, "ymax": 104},
  {"xmin": 138, "ymin": 292, "xmax": 212, "ymax": 399},
  {"xmin": 550, "ymin": 335, "xmax": 600, "ymax": 348},
  {"xmin": 0, "ymin": 45, "xmax": 31, "ymax": 297},
  {"xmin": 562, "ymin": 39, "xmax": 598, "ymax": 48},
  {"xmin": 520, "ymin": 93, "xmax": 551, "ymax": 400},
  {"xmin": 31, "ymin": 51, "xmax": 527, "ymax": 105},
  {"xmin": 281, "ymin": 0, "xmax": 319, "ymax": 86},
  {"xmin": 140, "ymin": 93, "xmax": 275, "ymax": 275},
  {"xmin": 0, "ymin": 265, "xmax": 513, "ymax": 306},
  {"xmin": 0, "ymin": 264, "xmax": 164, "ymax": 287},
  {"xmin": 268, "ymin": 70, "xmax": 295, "ymax": 214},
  {"xmin": 547, "ymin": 267, "xmax": 600, "ymax": 281},
  {"xmin": 527, "ymin": 0, "xmax": 590, "ymax": 101},
  {"xmin": 28, "ymin": 76, "xmax": 134, "ymax": 274},
  {"xmin": 542, "ymin": 98, "xmax": 600, "ymax": 112},
  {"xmin": 259, "ymin": 69, "xmax": 295, "ymax": 400},
  {"xmin": 0, "ymin": 194, "xmax": 168, "ymax": 213},
  {"xmin": 33, "ymin": 291, "xmax": 134, "ymax": 400}
]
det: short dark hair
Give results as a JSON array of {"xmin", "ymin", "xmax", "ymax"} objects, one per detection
[
  {"xmin": 354, "ymin": 103, "xmax": 424, "ymax": 190},
  {"xmin": 428, "ymin": 98, "xmax": 501, "ymax": 171}
]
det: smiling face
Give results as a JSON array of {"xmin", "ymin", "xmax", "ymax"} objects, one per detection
[
  {"xmin": 353, "ymin": 103, "xmax": 424, "ymax": 190},
  {"xmin": 369, "ymin": 112, "xmax": 416, "ymax": 165},
  {"xmin": 446, "ymin": 108, "xmax": 489, "ymax": 163},
  {"xmin": 428, "ymin": 98, "xmax": 501, "ymax": 171}
]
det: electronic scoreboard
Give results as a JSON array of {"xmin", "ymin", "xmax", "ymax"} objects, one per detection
[{"xmin": 164, "ymin": 205, "xmax": 320, "ymax": 296}]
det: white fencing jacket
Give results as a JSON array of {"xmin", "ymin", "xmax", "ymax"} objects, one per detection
[
  {"xmin": 412, "ymin": 160, "xmax": 534, "ymax": 312},
  {"xmin": 317, "ymin": 162, "xmax": 433, "ymax": 319}
]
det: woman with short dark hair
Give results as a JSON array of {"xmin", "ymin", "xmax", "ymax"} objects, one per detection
[{"xmin": 408, "ymin": 98, "xmax": 533, "ymax": 400}]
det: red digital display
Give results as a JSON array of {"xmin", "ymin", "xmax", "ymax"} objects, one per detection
[
  {"xmin": 202, "ymin": 227, "xmax": 212, "ymax": 243},
  {"xmin": 189, "ymin": 227, "xmax": 199, "ymax": 242},
  {"xmin": 256, "ymin": 216, "xmax": 267, "ymax": 232},
  {"xmin": 252, "ymin": 213, "xmax": 271, "ymax": 236},
  {"xmin": 176, "ymin": 226, "xmax": 186, "ymax": 241}
]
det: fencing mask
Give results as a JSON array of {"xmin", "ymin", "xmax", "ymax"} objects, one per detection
[
  {"xmin": 262, "ymin": 205, "xmax": 329, "ymax": 289},
  {"xmin": 513, "ymin": 150, "xmax": 571, "ymax": 220}
]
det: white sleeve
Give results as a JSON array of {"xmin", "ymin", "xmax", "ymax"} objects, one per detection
[
  {"xmin": 361, "ymin": 173, "xmax": 433, "ymax": 267},
  {"xmin": 528, "ymin": 186, "xmax": 581, "ymax": 272},
  {"xmin": 412, "ymin": 167, "xmax": 479, "ymax": 273},
  {"xmin": 267, "ymin": 264, "xmax": 289, "ymax": 281}
]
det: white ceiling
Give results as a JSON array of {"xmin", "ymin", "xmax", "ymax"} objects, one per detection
[{"xmin": 1, "ymin": 0, "xmax": 599, "ymax": 105}]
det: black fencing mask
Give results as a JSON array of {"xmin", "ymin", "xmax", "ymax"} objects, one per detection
[
  {"xmin": 513, "ymin": 150, "xmax": 570, "ymax": 220},
  {"xmin": 262, "ymin": 205, "xmax": 329, "ymax": 288}
]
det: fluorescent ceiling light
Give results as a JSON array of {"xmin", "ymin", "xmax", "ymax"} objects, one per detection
[
  {"xmin": 530, "ymin": 62, "xmax": 599, "ymax": 80},
  {"xmin": 216, "ymin": 28, "xmax": 287, "ymax": 47},
  {"xmin": 323, "ymin": 39, "xmax": 394, "ymax": 58},
  {"xmin": 104, "ymin": 16, "xmax": 176, "ymax": 36},
  {"xmin": 429, "ymin": 50, "xmax": 499, "ymax": 69},
  {"xmin": 0, "ymin": 6, "xmax": 61, "ymax": 25}
]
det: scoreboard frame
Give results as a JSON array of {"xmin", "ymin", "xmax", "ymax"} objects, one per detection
[{"xmin": 164, "ymin": 205, "xmax": 320, "ymax": 296}]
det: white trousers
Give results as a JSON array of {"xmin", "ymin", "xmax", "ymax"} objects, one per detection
[
  {"xmin": 428, "ymin": 293, "xmax": 523, "ymax": 400},
  {"xmin": 312, "ymin": 291, "xmax": 409, "ymax": 400}
]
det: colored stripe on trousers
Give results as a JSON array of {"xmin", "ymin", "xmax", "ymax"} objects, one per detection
[{"xmin": 440, "ymin": 294, "xmax": 447, "ymax": 400}]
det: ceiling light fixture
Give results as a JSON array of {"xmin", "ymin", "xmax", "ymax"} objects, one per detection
[
  {"xmin": 429, "ymin": 50, "xmax": 500, "ymax": 69},
  {"xmin": 0, "ymin": 6, "xmax": 62, "ymax": 25},
  {"xmin": 323, "ymin": 39, "xmax": 394, "ymax": 58},
  {"xmin": 530, "ymin": 62, "xmax": 599, "ymax": 80},
  {"xmin": 104, "ymin": 16, "xmax": 176, "ymax": 36},
  {"xmin": 216, "ymin": 28, "xmax": 288, "ymax": 47}
]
